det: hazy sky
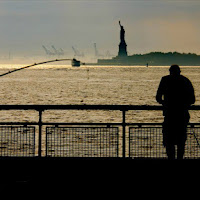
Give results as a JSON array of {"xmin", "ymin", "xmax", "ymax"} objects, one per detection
[{"xmin": 1, "ymin": 0, "xmax": 200, "ymax": 57}]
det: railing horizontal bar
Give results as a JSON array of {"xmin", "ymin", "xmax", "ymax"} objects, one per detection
[
  {"xmin": 0, "ymin": 122, "xmax": 121, "ymax": 126},
  {"xmin": 0, "ymin": 122, "xmax": 38, "ymax": 125},
  {"xmin": 0, "ymin": 104, "xmax": 199, "ymax": 111},
  {"xmin": 0, "ymin": 122, "xmax": 199, "ymax": 127},
  {"xmin": 43, "ymin": 122, "xmax": 121, "ymax": 126},
  {"xmin": 43, "ymin": 122, "xmax": 163, "ymax": 126},
  {"xmin": 126, "ymin": 123, "xmax": 200, "ymax": 126}
]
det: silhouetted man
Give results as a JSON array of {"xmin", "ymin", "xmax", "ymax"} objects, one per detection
[{"xmin": 156, "ymin": 65, "xmax": 195, "ymax": 159}]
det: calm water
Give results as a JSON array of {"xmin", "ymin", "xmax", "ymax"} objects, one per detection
[{"xmin": 0, "ymin": 64, "xmax": 199, "ymax": 123}]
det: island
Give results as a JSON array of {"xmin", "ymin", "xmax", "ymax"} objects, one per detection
[{"xmin": 97, "ymin": 51, "xmax": 200, "ymax": 66}]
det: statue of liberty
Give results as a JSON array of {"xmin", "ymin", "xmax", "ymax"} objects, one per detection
[{"xmin": 118, "ymin": 21, "xmax": 127, "ymax": 57}]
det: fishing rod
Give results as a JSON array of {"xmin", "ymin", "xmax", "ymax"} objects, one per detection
[{"xmin": 0, "ymin": 58, "xmax": 84, "ymax": 78}]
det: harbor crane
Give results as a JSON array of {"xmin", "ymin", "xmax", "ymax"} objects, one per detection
[
  {"xmin": 94, "ymin": 43, "xmax": 104, "ymax": 58},
  {"xmin": 72, "ymin": 46, "xmax": 84, "ymax": 57},
  {"xmin": 59, "ymin": 48, "xmax": 65, "ymax": 55},
  {"xmin": 51, "ymin": 45, "xmax": 64, "ymax": 56},
  {"xmin": 42, "ymin": 45, "xmax": 55, "ymax": 56}
]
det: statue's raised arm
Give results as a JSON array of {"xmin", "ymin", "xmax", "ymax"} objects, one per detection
[{"xmin": 119, "ymin": 21, "xmax": 121, "ymax": 27}]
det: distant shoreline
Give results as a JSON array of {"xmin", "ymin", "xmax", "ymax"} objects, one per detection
[
  {"xmin": 1, "ymin": 51, "xmax": 200, "ymax": 66},
  {"xmin": 1, "ymin": 51, "xmax": 200, "ymax": 67},
  {"xmin": 85, "ymin": 63, "xmax": 200, "ymax": 66},
  {"xmin": 96, "ymin": 51, "xmax": 200, "ymax": 66}
]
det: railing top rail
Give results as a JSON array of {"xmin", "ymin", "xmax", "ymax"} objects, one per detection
[{"xmin": 0, "ymin": 104, "xmax": 199, "ymax": 111}]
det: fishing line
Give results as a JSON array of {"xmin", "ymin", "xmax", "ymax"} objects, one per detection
[{"xmin": 0, "ymin": 58, "xmax": 83, "ymax": 78}]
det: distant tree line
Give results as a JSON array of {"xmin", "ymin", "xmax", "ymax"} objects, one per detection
[{"xmin": 127, "ymin": 52, "xmax": 200, "ymax": 66}]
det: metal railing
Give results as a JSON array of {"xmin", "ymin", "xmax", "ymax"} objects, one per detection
[
  {"xmin": 46, "ymin": 127, "xmax": 119, "ymax": 157},
  {"xmin": 0, "ymin": 105, "xmax": 199, "ymax": 159},
  {"xmin": 129, "ymin": 125, "xmax": 200, "ymax": 159}
]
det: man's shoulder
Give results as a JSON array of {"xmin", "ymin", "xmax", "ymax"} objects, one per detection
[
  {"xmin": 162, "ymin": 75, "xmax": 190, "ymax": 81},
  {"xmin": 162, "ymin": 75, "xmax": 170, "ymax": 79},
  {"xmin": 161, "ymin": 75, "xmax": 170, "ymax": 82},
  {"xmin": 180, "ymin": 75, "xmax": 192, "ymax": 84},
  {"xmin": 180, "ymin": 74, "xmax": 189, "ymax": 80}
]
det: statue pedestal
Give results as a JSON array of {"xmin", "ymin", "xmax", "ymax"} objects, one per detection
[{"xmin": 118, "ymin": 41, "xmax": 127, "ymax": 57}]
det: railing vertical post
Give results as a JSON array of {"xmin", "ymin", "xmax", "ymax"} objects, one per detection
[
  {"xmin": 122, "ymin": 110, "xmax": 126, "ymax": 158},
  {"xmin": 38, "ymin": 110, "xmax": 43, "ymax": 157}
]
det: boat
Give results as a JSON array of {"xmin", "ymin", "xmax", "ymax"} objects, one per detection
[{"xmin": 71, "ymin": 58, "xmax": 81, "ymax": 67}]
